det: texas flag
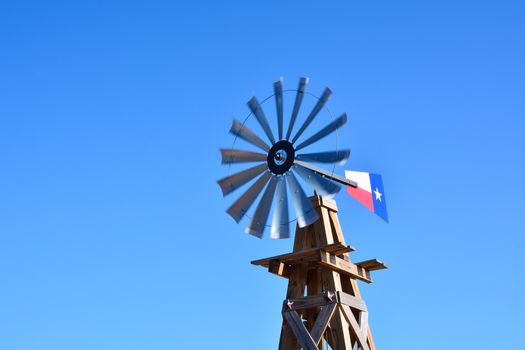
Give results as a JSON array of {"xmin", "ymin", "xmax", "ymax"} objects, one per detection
[{"xmin": 345, "ymin": 171, "xmax": 388, "ymax": 223}]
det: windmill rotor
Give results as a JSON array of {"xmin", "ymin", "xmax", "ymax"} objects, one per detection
[{"xmin": 218, "ymin": 77, "xmax": 357, "ymax": 238}]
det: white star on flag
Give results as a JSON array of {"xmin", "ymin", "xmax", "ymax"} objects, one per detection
[{"xmin": 374, "ymin": 187, "xmax": 382, "ymax": 202}]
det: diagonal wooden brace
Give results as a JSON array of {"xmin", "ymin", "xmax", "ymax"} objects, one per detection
[
  {"xmin": 340, "ymin": 304, "xmax": 370, "ymax": 350},
  {"xmin": 310, "ymin": 302, "xmax": 338, "ymax": 345},
  {"xmin": 282, "ymin": 310, "xmax": 319, "ymax": 350}
]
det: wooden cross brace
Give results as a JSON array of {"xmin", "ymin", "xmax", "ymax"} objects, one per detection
[{"xmin": 282, "ymin": 292, "xmax": 371, "ymax": 350}]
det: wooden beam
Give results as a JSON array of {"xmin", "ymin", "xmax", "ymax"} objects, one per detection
[
  {"xmin": 317, "ymin": 251, "xmax": 373, "ymax": 283},
  {"xmin": 360, "ymin": 310, "xmax": 369, "ymax": 341},
  {"xmin": 269, "ymin": 260, "xmax": 290, "ymax": 278},
  {"xmin": 367, "ymin": 328, "xmax": 377, "ymax": 350},
  {"xmin": 251, "ymin": 243, "xmax": 355, "ymax": 267},
  {"xmin": 282, "ymin": 310, "xmax": 319, "ymax": 350},
  {"xmin": 310, "ymin": 196, "xmax": 338, "ymax": 212},
  {"xmin": 329, "ymin": 210, "xmax": 346, "ymax": 248},
  {"xmin": 355, "ymin": 259, "xmax": 388, "ymax": 271},
  {"xmin": 337, "ymin": 291, "xmax": 368, "ymax": 312},
  {"xmin": 340, "ymin": 305, "xmax": 370, "ymax": 350},
  {"xmin": 284, "ymin": 294, "xmax": 334, "ymax": 311},
  {"xmin": 310, "ymin": 303, "xmax": 337, "ymax": 345}
]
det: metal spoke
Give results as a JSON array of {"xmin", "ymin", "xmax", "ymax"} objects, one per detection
[
  {"xmin": 246, "ymin": 176, "xmax": 278, "ymax": 238},
  {"xmin": 217, "ymin": 163, "xmax": 268, "ymax": 196},
  {"xmin": 285, "ymin": 77, "xmax": 308, "ymax": 141},
  {"xmin": 227, "ymin": 172, "xmax": 271, "ymax": 222},
  {"xmin": 295, "ymin": 113, "xmax": 347, "ymax": 151},
  {"xmin": 296, "ymin": 150, "xmax": 350, "ymax": 164},
  {"xmin": 274, "ymin": 78, "xmax": 284, "ymax": 140},
  {"xmin": 287, "ymin": 171, "xmax": 319, "ymax": 228},
  {"xmin": 291, "ymin": 87, "xmax": 332, "ymax": 144},
  {"xmin": 293, "ymin": 164, "xmax": 341, "ymax": 197},
  {"xmin": 220, "ymin": 149, "xmax": 267, "ymax": 164},
  {"xmin": 270, "ymin": 176, "xmax": 290, "ymax": 239},
  {"xmin": 247, "ymin": 96, "xmax": 276, "ymax": 144},
  {"xmin": 230, "ymin": 119, "xmax": 271, "ymax": 152}
]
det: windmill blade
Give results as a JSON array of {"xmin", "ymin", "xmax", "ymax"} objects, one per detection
[
  {"xmin": 293, "ymin": 164, "xmax": 341, "ymax": 197},
  {"xmin": 230, "ymin": 119, "xmax": 271, "ymax": 152},
  {"xmin": 227, "ymin": 171, "xmax": 271, "ymax": 222},
  {"xmin": 247, "ymin": 96, "xmax": 276, "ymax": 144},
  {"xmin": 220, "ymin": 149, "xmax": 267, "ymax": 164},
  {"xmin": 217, "ymin": 163, "xmax": 268, "ymax": 196},
  {"xmin": 274, "ymin": 79, "xmax": 284, "ymax": 140},
  {"xmin": 295, "ymin": 113, "xmax": 347, "ymax": 151},
  {"xmin": 270, "ymin": 176, "xmax": 290, "ymax": 239},
  {"xmin": 291, "ymin": 87, "xmax": 332, "ymax": 144},
  {"xmin": 287, "ymin": 171, "xmax": 319, "ymax": 227},
  {"xmin": 285, "ymin": 77, "xmax": 308, "ymax": 141},
  {"xmin": 296, "ymin": 149, "xmax": 351, "ymax": 164},
  {"xmin": 246, "ymin": 176, "xmax": 278, "ymax": 238}
]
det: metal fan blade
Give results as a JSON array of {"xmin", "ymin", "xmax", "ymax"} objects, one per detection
[
  {"xmin": 285, "ymin": 77, "xmax": 308, "ymax": 141},
  {"xmin": 291, "ymin": 87, "xmax": 332, "ymax": 144},
  {"xmin": 247, "ymin": 96, "xmax": 276, "ymax": 144},
  {"xmin": 294, "ymin": 159, "xmax": 357, "ymax": 188},
  {"xmin": 227, "ymin": 171, "xmax": 271, "ymax": 222},
  {"xmin": 274, "ymin": 78, "xmax": 284, "ymax": 140},
  {"xmin": 293, "ymin": 164, "xmax": 341, "ymax": 197},
  {"xmin": 270, "ymin": 176, "xmax": 290, "ymax": 239},
  {"xmin": 217, "ymin": 163, "xmax": 268, "ymax": 196},
  {"xmin": 286, "ymin": 171, "xmax": 319, "ymax": 227},
  {"xmin": 230, "ymin": 119, "xmax": 271, "ymax": 152},
  {"xmin": 296, "ymin": 149, "xmax": 351, "ymax": 164},
  {"xmin": 294, "ymin": 113, "xmax": 347, "ymax": 151},
  {"xmin": 220, "ymin": 149, "xmax": 267, "ymax": 164},
  {"xmin": 246, "ymin": 176, "xmax": 278, "ymax": 238}
]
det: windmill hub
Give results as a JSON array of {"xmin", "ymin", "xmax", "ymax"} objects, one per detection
[
  {"xmin": 274, "ymin": 150, "xmax": 287, "ymax": 165},
  {"xmin": 267, "ymin": 140, "xmax": 295, "ymax": 175}
]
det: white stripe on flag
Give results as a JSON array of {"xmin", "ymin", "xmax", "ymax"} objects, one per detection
[{"xmin": 344, "ymin": 170, "xmax": 371, "ymax": 193}]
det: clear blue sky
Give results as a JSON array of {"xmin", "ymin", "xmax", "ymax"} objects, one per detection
[{"xmin": 1, "ymin": 1, "xmax": 524, "ymax": 349}]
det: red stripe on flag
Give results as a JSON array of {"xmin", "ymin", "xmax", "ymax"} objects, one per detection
[{"xmin": 346, "ymin": 186, "xmax": 374, "ymax": 211}]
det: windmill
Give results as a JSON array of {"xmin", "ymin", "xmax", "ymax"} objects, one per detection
[{"xmin": 218, "ymin": 78, "xmax": 388, "ymax": 350}]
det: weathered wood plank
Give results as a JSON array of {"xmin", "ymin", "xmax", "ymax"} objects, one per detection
[
  {"xmin": 283, "ymin": 310, "xmax": 319, "ymax": 350},
  {"xmin": 360, "ymin": 310, "xmax": 369, "ymax": 341},
  {"xmin": 340, "ymin": 305, "xmax": 370, "ymax": 350},
  {"xmin": 285, "ymin": 265, "xmax": 308, "ymax": 299},
  {"xmin": 268, "ymin": 260, "xmax": 290, "ymax": 278},
  {"xmin": 314, "ymin": 207, "xmax": 336, "ymax": 245},
  {"xmin": 317, "ymin": 251, "xmax": 373, "ymax": 283},
  {"xmin": 310, "ymin": 303, "xmax": 337, "ymax": 345},
  {"xmin": 310, "ymin": 196, "xmax": 338, "ymax": 212},
  {"xmin": 293, "ymin": 223, "xmax": 308, "ymax": 251},
  {"xmin": 284, "ymin": 294, "xmax": 332, "ymax": 311},
  {"xmin": 251, "ymin": 243, "xmax": 354, "ymax": 267},
  {"xmin": 367, "ymin": 327, "xmax": 377, "ymax": 350},
  {"xmin": 336, "ymin": 291, "xmax": 368, "ymax": 312},
  {"xmin": 355, "ymin": 259, "xmax": 388, "ymax": 271},
  {"xmin": 328, "ymin": 209, "xmax": 345, "ymax": 244}
]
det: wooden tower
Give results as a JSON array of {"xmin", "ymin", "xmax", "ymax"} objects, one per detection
[{"xmin": 252, "ymin": 196, "xmax": 387, "ymax": 350}]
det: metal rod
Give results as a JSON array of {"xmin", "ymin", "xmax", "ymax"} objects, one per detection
[{"xmin": 293, "ymin": 160, "xmax": 358, "ymax": 188}]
